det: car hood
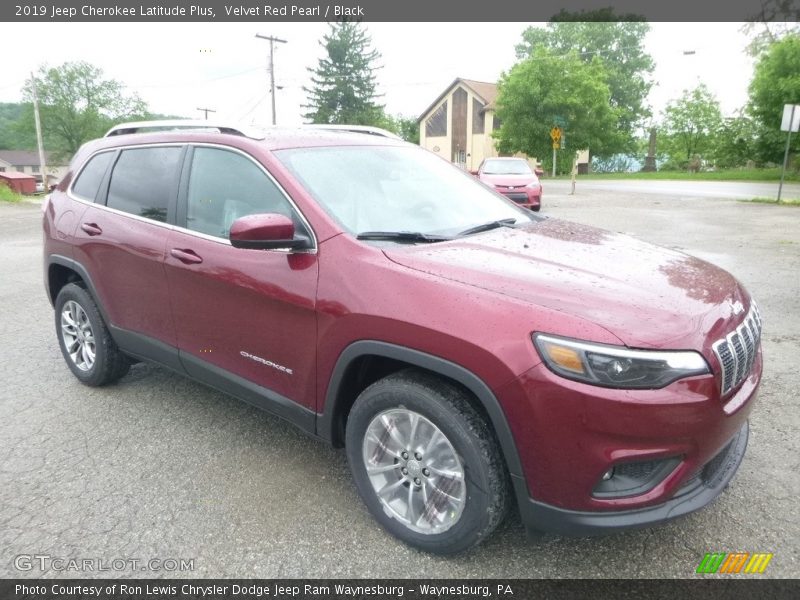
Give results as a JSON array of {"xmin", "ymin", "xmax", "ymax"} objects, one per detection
[
  {"xmin": 480, "ymin": 174, "xmax": 539, "ymax": 187},
  {"xmin": 383, "ymin": 219, "xmax": 748, "ymax": 350}
]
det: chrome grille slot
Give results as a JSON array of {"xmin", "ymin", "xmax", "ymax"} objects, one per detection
[{"xmin": 712, "ymin": 302, "xmax": 762, "ymax": 397}]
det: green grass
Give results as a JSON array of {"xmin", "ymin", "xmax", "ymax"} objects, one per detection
[
  {"xmin": 0, "ymin": 185, "xmax": 23, "ymax": 203},
  {"xmin": 739, "ymin": 196, "xmax": 800, "ymax": 206},
  {"xmin": 563, "ymin": 168, "xmax": 800, "ymax": 182}
]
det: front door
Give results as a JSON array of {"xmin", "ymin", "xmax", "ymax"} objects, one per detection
[{"xmin": 164, "ymin": 146, "xmax": 319, "ymax": 411}]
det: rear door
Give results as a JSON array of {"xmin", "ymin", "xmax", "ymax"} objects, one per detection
[
  {"xmin": 72, "ymin": 145, "xmax": 184, "ymax": 353},
  {"xmin": 164, "ymin": 145, "xmax": 319, "ymax": 411}
]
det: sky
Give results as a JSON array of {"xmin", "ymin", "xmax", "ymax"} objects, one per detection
[{"xmin": 0, "ymin": 22, "xmax": 756, "ymax": 129}]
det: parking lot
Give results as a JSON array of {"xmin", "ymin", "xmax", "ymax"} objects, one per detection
[{"xmin": 1, "ymin": 185, "xmax": 798, "ymax": 578}]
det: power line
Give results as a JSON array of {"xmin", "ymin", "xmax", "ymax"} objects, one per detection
[
  {"xmin": 129, "ymin": 66, "xmax": 264, "ymax": 89},
  {"xmin": 196, "ymin": 107, "xmax": 216, "ymax": 120}
]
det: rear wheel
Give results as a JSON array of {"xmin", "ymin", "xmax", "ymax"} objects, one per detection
[
  {"xmin": 55, "ymin": 283, "xmax": 130, "ymax": 386},
  {"xmin": 345, "ymin": 369, "xmax": 510, "ymax": 554}
]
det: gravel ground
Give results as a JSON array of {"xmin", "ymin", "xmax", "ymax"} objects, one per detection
[{"xmin": 0, "ymin": 188, "xmax": 797, "ymax": 579}]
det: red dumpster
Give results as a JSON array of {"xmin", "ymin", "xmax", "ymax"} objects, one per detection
[{"xmin": 0, "ymin": 172, "xmax": 37, "ymax": 195}]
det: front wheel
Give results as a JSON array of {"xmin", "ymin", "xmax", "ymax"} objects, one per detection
[{"xmin": 345, "ymin": 369, "xmax": 510, "ymax": 554}]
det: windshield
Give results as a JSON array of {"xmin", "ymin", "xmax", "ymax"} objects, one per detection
[
  {"xmin": 276, "ymin": 146, "xmax": 533, "ymax": 237},
  {"xmin": 481, "ymin": 159, "xmax": 532, "ymax": 175}
]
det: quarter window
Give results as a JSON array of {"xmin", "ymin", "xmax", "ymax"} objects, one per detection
[
  {"xmin": 185, "ymin": 147, "xmax": 297, "ymax": 238},
  {"xmin": 72, "ymin": 152, "xmax": 114, "ymax": 201},
  {"xmin": 107, "ymin": 147, "xmax": 182, "ymax": 222}
]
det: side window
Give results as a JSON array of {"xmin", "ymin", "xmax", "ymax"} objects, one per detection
[
  {"xmin": 186, "ymin": 147, "xmax": 298, "ymax": 238},
  {"xmin": 72, "ymin": 152, "xmax": 114, "ymax": 201},
  {"xmin": 107, "ymin": 147, "xmax": 182, "ymax": 222}
]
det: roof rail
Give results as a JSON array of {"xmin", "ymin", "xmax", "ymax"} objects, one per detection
[
  {"xmin": 104, "ymin": 119, "xmax": 265, "ymax": 139},
  {"xmin": 304, "ymin": 124, "xmax": 403, "ymax": 140}
]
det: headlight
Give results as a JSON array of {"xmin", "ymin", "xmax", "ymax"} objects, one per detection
[
  {"xmin": 533, "ymin": 333, "xmax": 710, "ymax": 389},
  {"xmin": 526, "ymin": 181, "xmax": 540, "ymax": 189}
]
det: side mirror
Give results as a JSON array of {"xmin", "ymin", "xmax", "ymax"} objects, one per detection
[
  {"xmin": 229, "ymin": 213, "xmax": 311, "ymax": 250},
  {"xmin": 469, "ymin": 170, "xmax": 479, "ymax": 176}
]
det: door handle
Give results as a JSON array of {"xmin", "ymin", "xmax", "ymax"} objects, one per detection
[
  {"xmin": 80, "ymin": 222, "xmax": 102, "ymax": 236},
  {"xmin": 170, "ymin": 248, "xmax": 203, "ymax": 264}
]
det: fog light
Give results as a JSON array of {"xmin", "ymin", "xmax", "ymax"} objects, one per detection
[{"xmin": 593, "ymin": 457, "xmax": 682, "ymax": 499}]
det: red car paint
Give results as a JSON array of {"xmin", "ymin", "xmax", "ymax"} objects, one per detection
[
  {"xmin": 477, "ymin": 157, "xmax": 542, "ymax": 210},
  {"xmin": 44, "ymin": 129, "xmax": 760, "ymax": 528}
]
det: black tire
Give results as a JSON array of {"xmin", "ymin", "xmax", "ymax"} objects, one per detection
[
  {"xmin": 54, "ymin": 283, "xmax": 130, "ymax": 386},
  {"xmin": 532, "ymin": 205, "xmax": 541, "ymax": 212},
  {"xmin": 345, "ymin": 369, "xmax": 510, "ymax": 554}
]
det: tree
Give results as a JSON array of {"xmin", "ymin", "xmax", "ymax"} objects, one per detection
[
  {"xmin": 0, "ymin": 102, "xmax": 36, "ymax": 150},
  {"xmin": 21, "ymin": 61, "xmax": 147, "ymax": 157},
  {"xmin": 514, "ymin": 11, "xmax": 654, "ymax": 157},
  {"xmin": 747, "ymin": 35, "xmax": 800, "ymax": 164},
  {"xmin": 393, "ymin": 115, "xmax": 420, "ymax": 144},
  {"xmin": 660, "ymin": 85, "xmax": 722, "ymax": 163},
  {"xmin": 303, "ymin": 22, "xmax": 386, "ymax": 126},
  {"xmin": 494, "ymin": 47, "xmax": 619, "ymax": 173},
  {"xmin": 741, "ymin": 1, "xmax": 800, "ymax": 57},
  {"xmin": 712, "ymin": 115, "xmax": 758, "ymax": 168}
]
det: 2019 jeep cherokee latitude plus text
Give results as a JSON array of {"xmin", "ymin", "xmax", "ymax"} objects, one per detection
[{"xmin": 44, "ymin": 122, "xmax": 762, "ymax": 554}]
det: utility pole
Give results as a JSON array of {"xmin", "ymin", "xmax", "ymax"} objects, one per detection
[
  {"xmin": 30, "ymin": 72, "xmax": 47, "ymax": 188},
  {"xmin": 196, "ymin": 107, "xmax": 216, "ymax": 120},
  {"xmin": 255, "ymin": 33, "xmax": 287, "ymax": 125}
]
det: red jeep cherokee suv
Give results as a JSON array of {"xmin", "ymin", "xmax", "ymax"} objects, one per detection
[{"xmin": 44, "ymin": 121, "xmax": 762, "ymax": 554}]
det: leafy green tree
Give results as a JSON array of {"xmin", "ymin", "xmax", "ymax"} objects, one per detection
[
  {"xmin": 515, "ymin": 11, "xmax": 654, "ymax": 156},
  {"xmin": 0, "ymin": 103, "xmax": 36, "ymax": 150},
  {"xmin": 747, "ymin": 35, "xmax": 800, "ymax": 163},
  {"xmin": 303, "ymin": 22, "xmax": 386, "ymax": 126},
  {"xmin": 394, "ymin": 115, "xmax": 419, "ymax": 144},
  {"xmin": 660, "ymin": 85, "xmax": 723, "ymax": 162},
  {"xmin": 21, "ymin": 61, "xmax": 147, "ymax": 158},
  {"xmin": 494, "ymin": 46, "xmax": 619, "ymax": 173},
  {"xmin": 741, "ymin": 1, "xmax": 800, "ymax": 57},
  {"xmin": 712, "ymin": 115, "xmax": 758, "ymax": 168}
]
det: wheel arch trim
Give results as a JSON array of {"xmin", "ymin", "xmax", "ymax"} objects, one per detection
[
  {"xmin": 47, "ymin": 255, "xmax": 110, "ymax": 321},
  {"xmin": 318, "ymin": 340, "xmax": 525, "ymax": 481}
]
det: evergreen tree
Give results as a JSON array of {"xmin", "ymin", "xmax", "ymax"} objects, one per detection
[{"xmin": 303, "ymin": 22, "xmax": 384, "ymax": 125}]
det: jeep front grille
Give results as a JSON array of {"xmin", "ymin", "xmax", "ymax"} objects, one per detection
[{"xmin": 712, "ymin": 303, "xmax": 762, "ymax": 396}]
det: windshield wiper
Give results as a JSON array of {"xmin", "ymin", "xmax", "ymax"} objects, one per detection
[
  {"xmin": 356, "ymin": 231, "xmax": 452, "ymax": 243},
  {"xmin": 457, "ymin": 218, "xmax": 518, "ymax": 237}
]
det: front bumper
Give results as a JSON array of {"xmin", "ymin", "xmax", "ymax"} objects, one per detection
[
  {"xmin": 517, "ymin": 421, "xmax": 749, "ymax": 536},
  {"xmin": 496, "ymin": 349, "xmax": 761, "ymax": 536},
  {"xmin": 499, "ymin": 189, "xmax": 541, "ymax": 210}
]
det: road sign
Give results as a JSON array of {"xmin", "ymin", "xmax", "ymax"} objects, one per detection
[
  {"xmin": 779, "ymin": 104, "xmax": 800, "ymax": 202},
  {"xmin": 781, "ymin": 104, "xmax": 800, "ymax": 132},
  {"xmin": 550, "ymin": 126, "xmax": 562, "ymax": 142},
  {"xmin": 552, "ymin": 141, "xmax": 560, "ymax": 149}
]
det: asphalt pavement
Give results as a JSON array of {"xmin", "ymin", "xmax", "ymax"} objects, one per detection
[
  {"xmin": 0, "ymin": 189, "xmax": 798, "ymax": 578},
  {"xmin": 547, "ymin": 177, "xmax": 800, "ymax": 200}
]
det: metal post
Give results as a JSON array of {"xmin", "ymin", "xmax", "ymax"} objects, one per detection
[
  {"xmin": 570, "ymin": 152, "xmax": 578, "ymax": 195},
  {"xmin": 197, "ymin": 107, "xmax": 216, "ymax": 120},
  {"xmin": 30, "ymin": 73, "xmax": 47, "ymax": 187},
  {"xmin": 778, "ymin": 105, "xmax": 795, "ymax": 203},
  {"xmin": 256, "ymin": 34, "xmax": 287, "ymax": 125},
  {"xmin": 552, "ymin": 147, "xmax": 556, "ymax": 178}
]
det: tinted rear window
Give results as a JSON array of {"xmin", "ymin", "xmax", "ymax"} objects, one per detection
[
  {"xmin": 72, "ymin": 152, "xmax": 114, "ymax": 201},
  {"xmin": 107, "ymin": 147, "xmax": 182, "ymax": 222}
]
